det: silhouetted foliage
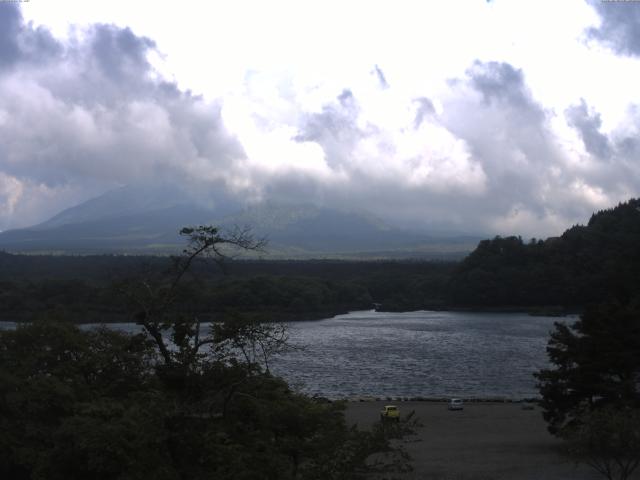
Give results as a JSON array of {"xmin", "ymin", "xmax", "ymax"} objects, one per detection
[
  {"xmin": 1, "ymin": 320, "xmax": 396, "ymax": 479},
  {"xmin": 0, "ymin": 226, "xmax": 414, "ymax": 479},
  {"xmin": 450, "ymin": 199, "xmax": 640, "ymax": 308},
  {"xmin": 561, "ymin": 406, "xmax": 640, "ymax": 480},
  {"xmin": 535, "ymin": 299, "xmax": 640, "ymax": 435},
  {"xmin": 0, "ymin": 321, "xmax": 161, "ymax": 480},
  {"xmin": 0, "ymin": 253, "xmax": 454, "ymax": 323}
]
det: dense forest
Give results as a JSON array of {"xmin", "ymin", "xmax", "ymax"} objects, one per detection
[
  {"xmin": 449, "ymin": 198, "xmax": 640, "ymax": 309},
  {"xmin": 0, "ymin": 253, "xmax": 455, "ymax": 322},
  {"xmin": 1, "ymin": 198, "xmax": 639, "ymax": 323}
]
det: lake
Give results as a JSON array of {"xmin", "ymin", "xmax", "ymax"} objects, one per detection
[
  {"xmin": 270, "ymin": 310, "xmax": 572, "ymax": 400},
  {"xmin": 0, "ymin": 310, "xmax": 572, "ymax": 400}
]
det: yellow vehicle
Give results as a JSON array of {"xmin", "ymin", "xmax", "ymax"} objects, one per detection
[{"xmin": 380, "ymin": 405, "xmax": 400, "ymax": 422}]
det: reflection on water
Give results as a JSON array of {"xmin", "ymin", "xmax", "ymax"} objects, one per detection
[
  {"xmin": 0, "ymin": 310, "xmax": 573, "ymax": 399},
  {"xmin": 270, "ymin": 310, "xmax": 572, "ymax": 400}
]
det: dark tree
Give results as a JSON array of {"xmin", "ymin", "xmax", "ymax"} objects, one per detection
[
  {"xmin": 119, "ymin": 225, "xmax": 270, "ymax": 368},
  {"xmin": 449, "ymin": 198, "xmax": 640, "ymax": 309},
  {"xmin": 535, "ymin": 299, "xmax": 640, "ymax": 479},
  {"xmin": 561, "ymin": 406, "xmax": 640, "ymax": 480},
  {"xmin": 535, "ymin": 299, "xmax": 640, "ymax": 434},
  {"xmin": 0, "ymin": 321, "xmax": 164, "ymax": 480}
]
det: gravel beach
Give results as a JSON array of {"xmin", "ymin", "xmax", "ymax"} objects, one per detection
[{"xmin": 345, "ymin": 401, "xmax": 628, "ymax": 480}]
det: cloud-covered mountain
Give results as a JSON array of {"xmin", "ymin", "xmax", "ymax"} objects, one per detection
[
  {"xmin": 1, "ymin": 2, "xmax": 639, "ymax": 238},
  {"xmin": 0, "ymin": 185, "xmax": 478, "ymax": 258}
]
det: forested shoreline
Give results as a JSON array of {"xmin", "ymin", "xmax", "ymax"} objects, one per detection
[
  {"xmin": 0, "ymin": 254, "xmax": 455, "ymax": 323},
  {"xmin": 2, "ymin": 199, "xmax": 639, "ymax": 323}
]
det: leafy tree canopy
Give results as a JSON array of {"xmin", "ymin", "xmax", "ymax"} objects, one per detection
[
  {"xmin": 535, "ymin": 298, "xmax": 640, "ymax": 434},
  {"xmin": 450, "ymin": 198, "xmax": 640, "ymax": 308}
]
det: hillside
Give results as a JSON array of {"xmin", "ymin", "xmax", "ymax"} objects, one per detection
[
  {"xmin": 449, "ymin": 198, "xmax": 640, "ymax": 308},
  {"xmin": 0, "ymin": 185, "xmax": 477, "ymax": 258}
]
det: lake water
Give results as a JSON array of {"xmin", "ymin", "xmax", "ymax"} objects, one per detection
[
  {"xmin": 270, "ymin": 310, "xmax": 572, "ymax": 400},
  {"xmin": 0, "ymin": 310, "xmax": 572, "ymax": 400}
]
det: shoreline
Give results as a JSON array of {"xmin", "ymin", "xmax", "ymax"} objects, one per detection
[
  {"xmin": 341, "ymin": 396, "xmax": 540, "ymax": 403},
  {"xmin": 0, "ymin": 305, "xmax": 580, "ymax": 326},
  {"xmin": 376, "ymin": 304, "xmax": 580, "ymax": 316}
]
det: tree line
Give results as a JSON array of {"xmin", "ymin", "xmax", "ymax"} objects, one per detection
[
  {"xmin": 0, "ymin": 254, "xmax": 455, "ymax": 323},
  {"xmin": 450, "ymin": 199, "xmax": 640, "ymax": 309},
  {"xmin": 4, "ymin": 199, "xmax": 640, "ymax": 323}
]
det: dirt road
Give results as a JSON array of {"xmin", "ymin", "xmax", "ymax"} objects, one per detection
[{"xmin": 346, "ymin": 401, "xmax": 616, "ymax": 480}]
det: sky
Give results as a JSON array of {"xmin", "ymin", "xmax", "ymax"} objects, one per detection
[{"xmin": 0, "ymin": 0, "xmax": 639, "ymax": 236}]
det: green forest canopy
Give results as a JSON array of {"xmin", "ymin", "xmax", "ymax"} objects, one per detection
[{"xmin": 0, "ymin": 198, "xmax": 639, "ymax": 321}]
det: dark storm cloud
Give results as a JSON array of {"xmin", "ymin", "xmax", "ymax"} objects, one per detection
[
  {"xmin": 294, "ymin": 89, "xmax": 367, "ymax": 169},
  {"xmin": 239, "ymin": 58, "xmax": 637, "ymax": 237},
  {"xmin": 466, "ymin": 61, "xmax": 544, "ymax": 123},
  {"xmin": 444, "ymin": 61, "xmax": 640, "ymax": 229},
  {"xmin": 615, "ymin": 106, "xmax": 640, "ymax": 159},
  {"xmin": 0, "ymin": 6, "xmax": 245, "ymax": 229},
  {"xmin": 446, "ymin": 60, "xmax": 551, "ymax": 173},
  {"xmin": 283, "ymin": 60, "xmax": 588, "ymax": 235},
  {"xmin": 0, "ymin": 3, "xmax": 61, "ymax": 69},
  {"xmin": 565, "ymin": 99, "xmax": 612, "ymax": 160},
  {"xmin": 373, "ymin": 64, "xmax": 389, "ymax": 89},
  {"xmin": 446, "ymin": 62, "xmax": 554, "ymax": 222},
  {"xmin": 440, "ymin": 60, "xmax": 587, "ymax": 227},
  {"xmin": 562, "ymin": 99, "xmax": 640, "ymax": 198},
  {"xmin": 91, "ymin": 24, "xmax": 156, "ymax": 80},
  {"xmin": 306, "ymin": 90, "xmax": 358, "ymax": 137},
  {"xmin": 0, "ymin": 4, "xmax": 21, "ymax": 66},
  {"xmin": 413, "ymin": 97, "xmax": 435, "ymax": 128},
  {"xmin": 587, "ymin": 0, "xmax": 640, "ymax": 56}
]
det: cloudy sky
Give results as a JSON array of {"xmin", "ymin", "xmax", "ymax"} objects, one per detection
[{"xmin": 0, "ymin": 0, "xmax": 639, "ymax": 236}]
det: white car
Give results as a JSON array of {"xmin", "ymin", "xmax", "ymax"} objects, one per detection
[{"xmin": 448, "ymin": 398, "xmax": 464, "ymax": 410}]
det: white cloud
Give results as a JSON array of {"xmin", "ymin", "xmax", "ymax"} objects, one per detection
[
  {"xmin": 0, "ymin": 172, "xmax": 22, "ymax": 216},
  {"xmin": 1, "ymin": 1, "xmax": 639, "ymax": 237}
]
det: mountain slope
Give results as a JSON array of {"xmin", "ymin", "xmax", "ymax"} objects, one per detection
[{"xmin": 0, "ymin": 186, "xmax": 479, "ymax": 257}]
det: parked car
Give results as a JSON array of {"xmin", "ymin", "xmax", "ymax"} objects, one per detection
[
  {"xmin": 448, "ymin": 398, "xmax": 464, "ymax": 410},
  {"xmin": 380, "ymin": 405, "xmax": 400, "ymax": 422}
]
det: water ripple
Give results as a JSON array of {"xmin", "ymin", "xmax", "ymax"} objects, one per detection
[{"xmin": 270, "ymin": 310, "xmax": 573, "ymax": 399}]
